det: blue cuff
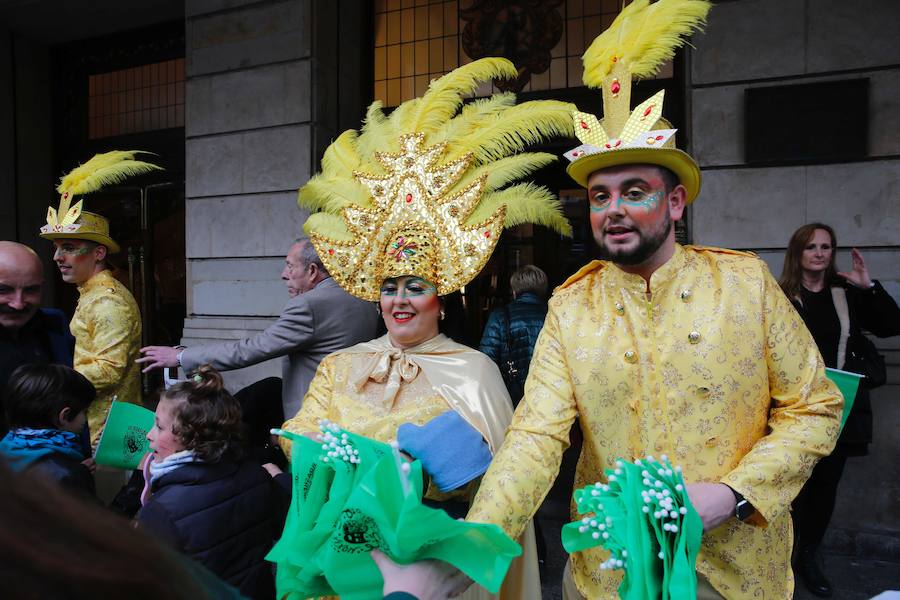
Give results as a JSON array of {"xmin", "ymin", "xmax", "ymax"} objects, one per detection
[{"xmin": 397, "ymin": 410, "xmax": 492, "ymax": 492}]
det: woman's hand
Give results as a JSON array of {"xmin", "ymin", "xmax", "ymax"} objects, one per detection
[{"xmin": 837, "ymin": 248, "xmax": 873, "ymax": 289}]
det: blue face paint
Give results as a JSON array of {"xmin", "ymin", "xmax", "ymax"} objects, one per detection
[
  {"xmin": 380, "ymin": 276, "xmax": 437, "ymax": 298},
  {"xmin": 589, "ymin": 189, "xmax": 664, "ymax": 213}
]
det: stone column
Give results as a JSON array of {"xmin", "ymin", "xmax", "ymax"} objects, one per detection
[
  {"xmin": 183, "ymin": 0, "xmax": 315, "ymax": 391},
  {"xmin": 182, "ymin": 0, "xmax": 370, "ymax": 393}
]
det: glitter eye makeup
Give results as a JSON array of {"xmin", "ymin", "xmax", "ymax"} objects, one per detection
[{"xmin": 380, "ymin": 277, "xmax": 437, "ymax": 298}]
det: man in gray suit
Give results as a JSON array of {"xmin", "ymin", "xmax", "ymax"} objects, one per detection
[{"xmin": 138, "ymin": 239, "xmax": 379, "ymax": 419}]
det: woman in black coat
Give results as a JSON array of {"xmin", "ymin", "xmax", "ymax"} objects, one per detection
[
  {"xmin": 138, "ymin": 366, "xmax": 286, "ymax": 600},
  {"xmin": 779, "ymin": 223, "xmax": 900, "ymax": 598}
]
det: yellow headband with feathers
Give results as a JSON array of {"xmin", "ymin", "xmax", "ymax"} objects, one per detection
[
  {"xmin": 300, "ymin": 57, "xmax": 575, "ymax": 301},
  {"xmin": 565, "ymin": 0, "xmax": 711, "ymax": 200}
]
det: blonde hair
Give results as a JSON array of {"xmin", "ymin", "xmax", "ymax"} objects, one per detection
[{"xmin": 510, "ymin": 265, "xmax": 548, "ymax": 297}]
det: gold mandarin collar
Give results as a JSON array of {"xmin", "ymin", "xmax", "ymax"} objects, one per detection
[{"xmin": 607, "ymin": 244, "xmax": 688, "ymax": 295}]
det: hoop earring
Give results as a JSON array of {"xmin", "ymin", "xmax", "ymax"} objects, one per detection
[{"xmin": 440, "ymin": 309, "xmax": 446, "ymax": 321}]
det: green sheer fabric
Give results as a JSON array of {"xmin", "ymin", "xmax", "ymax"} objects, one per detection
[
  {"xmin": 561, "ymin": 456, "xmax": 702, "ymax": 600},
  {"xmin": 268, "ymin": 424, "xmax": 520, "ymax": 600}
]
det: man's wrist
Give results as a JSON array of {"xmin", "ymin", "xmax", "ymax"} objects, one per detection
[
  {"xmin": 725, "ymin": 484, "xmax": 755, "ymax": 521},
  {"xmin": 175, "ymin": 345, "xmax": 186, "ymax": 367}
]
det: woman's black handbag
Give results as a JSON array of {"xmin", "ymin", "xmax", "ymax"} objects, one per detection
[
  {"xmin": 501, "ymin": 306, "xmax": 525, "ymax": 405},
  {"xmin": 844, "ymin": 333, "xmax": 887, "ymax": 389}
]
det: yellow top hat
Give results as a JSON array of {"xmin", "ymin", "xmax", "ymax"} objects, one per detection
[
  {"xmin": 564, "ymin": 0, "xmax": 712, "ymax": 203},
  {"xmin": 38, "ymin": 150, "xmax": 161, "ymax": 254},
  {"xmin": 40, "ymin": 210, "xmax": 121, "ymax": 254},
  {"xmin": 299, "ymin": 58, "xmax": 574, "ymax": 301}
]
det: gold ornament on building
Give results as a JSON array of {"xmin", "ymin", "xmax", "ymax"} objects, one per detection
[
  {"xmin": 564, "ymin": 0, "xmax": 712, "ymax": 202},
  {"xmin": 299, "ymin": 58, "xmax": 574, "ymax": 301},
  {"xmin": 39, "ymin": 150, "xmax": 162, "ymax": 253}
]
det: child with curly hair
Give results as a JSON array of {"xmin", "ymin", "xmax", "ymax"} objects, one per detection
[{"xmin": 138, "ymin": 365, "xmax": 285, "ymax": 600}]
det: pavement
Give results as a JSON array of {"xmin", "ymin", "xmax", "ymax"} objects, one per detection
[{"xmin": 532, "ymin": 385, "xmax": 900, "ymax": 599}]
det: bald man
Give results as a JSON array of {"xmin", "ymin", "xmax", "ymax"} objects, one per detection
[{"xmin": 0, "ymin": 242, "xmax": 75, "ymax": 429}]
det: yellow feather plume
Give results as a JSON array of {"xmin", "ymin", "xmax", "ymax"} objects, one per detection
[
  {"xmin": 583, "ymin": 0, "xmax": 711, "ymax": 86},
  {"xmin": 302, "ymin": 212, "xmax": 353, "ymax": 241},
  {"xmin": 401, "ymin": 57, "xmax": 518, "ymax": 136},
  {"xmin": 430, "ymin": 93, "xmax": 517, "ymax": 147},
  {"xmin": 443, "ymin": 99, "xmax": 575, "ymax": 164},
  {"xmin": 321, "ymin": 130, "xmax": 361, "ymax": 178},
  {"xmin": 298, "ymin": 177, "xmax": 372, "ymax": 213},
  {"xmin": 465, "ymin": 183, "xmax": 572, "ymax": 236},
  {"xmin": 456, "ymin": 153, "xmax": 558, "ymax": 193},
  {"xmin": 57, "ymin": 150, "xmax": 162, "ymax": 196}
]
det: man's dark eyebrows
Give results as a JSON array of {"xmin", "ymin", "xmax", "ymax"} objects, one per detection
[
  {"xmin": 588, "ymin": 183, "xmax": 609, "ymax": 194},
  {"xmin": 621, "ymin": 177, "xmax": 651, "ymax": 188}
]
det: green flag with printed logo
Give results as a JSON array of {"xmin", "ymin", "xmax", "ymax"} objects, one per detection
[{"xmin": 94, "ymin": 400, "xmax": 155, "ymax": 469}]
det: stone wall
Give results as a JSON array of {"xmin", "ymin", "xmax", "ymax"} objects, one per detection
[
  {"xmin": 181, "ymin": 0, "xmax": 368, "ymax": 397},
  {"xmin": 688, "ymin": 0, "xmax": 900, "ymax": 380}
]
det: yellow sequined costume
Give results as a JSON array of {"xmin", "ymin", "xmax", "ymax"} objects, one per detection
[
  {"xmin": 468, "ymin": 245, "xmax": 843, "ymax": 598},
  {"xmin": 283, "ymin": 334, "xmax": 541, "ymax": 600},
  {"xmin": 71, "ymin": 269, "xmax": 142, "ymax": 445}
]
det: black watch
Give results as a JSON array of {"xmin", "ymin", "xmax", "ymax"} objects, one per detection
[{"xmin": 731, "ymin": 488, "xmax": 755, "ymax": 522}]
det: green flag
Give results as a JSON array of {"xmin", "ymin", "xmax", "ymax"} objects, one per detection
[
  {"xmin": 94, "ymin": 400, "xmax": 155, "ymax": 469},
  {"xmin": 824, "ymin": 367, "xmax": 862, "ymax": 432}
]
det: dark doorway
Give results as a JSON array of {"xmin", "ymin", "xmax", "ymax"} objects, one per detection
[{"xmin": 50, "ymin": 21, "xmax": 186, "ymax": 398}]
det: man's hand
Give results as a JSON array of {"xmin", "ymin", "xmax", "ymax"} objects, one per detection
[
  {"xmin": 685, "ymin": 482, "xmax": 735, "ymax": 533},
  {"xmin": 137, "ymin": 345, "xmax": 180, "ymax": 373},
  {"xmin": 371, "ymin": 550, "xmax": 472, "ymax": 600}
]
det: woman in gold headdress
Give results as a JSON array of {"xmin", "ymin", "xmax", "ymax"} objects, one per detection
[{"xmin": 280, "ymin": 58, "xmax": 574, "ymax": 599}]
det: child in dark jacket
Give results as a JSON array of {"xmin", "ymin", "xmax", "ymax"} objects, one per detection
[
  {"xmin": 0, "ymin": 364, "xmax": 95, "ymax": 497},
  {"xmin": 138, "ymin": 365, "xmax": 285, "ymax": 600}
]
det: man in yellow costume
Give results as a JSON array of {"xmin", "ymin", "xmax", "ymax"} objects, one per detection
[
  {"xmin": 40, "ymin": 151, "xmax": 159, "ymax": 445},
  {"xmin": 465, "ymin": 1, "xmax": 843, "ymax": 598}
]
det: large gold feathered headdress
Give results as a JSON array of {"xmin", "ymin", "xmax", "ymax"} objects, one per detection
[
  {"xmin": 39, "ymin": 150, "xmax": 162, "ymax": 253},
  {"xmin": 565, "ymin": 0, "xmax": 711, "ymax": 202},
  {"xmin": 299, "ymin": 58, "xmax": 574, "ymax": 301}
]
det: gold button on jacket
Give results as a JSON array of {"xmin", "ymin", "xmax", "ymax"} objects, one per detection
[{"xmin": 468, "ymin": 245, "xmax": 843, "ymax": 599}]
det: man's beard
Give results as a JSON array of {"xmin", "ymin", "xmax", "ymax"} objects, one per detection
[{"xmin": 596, "ymin": 211, "xmax": 672, "ymax": 266}]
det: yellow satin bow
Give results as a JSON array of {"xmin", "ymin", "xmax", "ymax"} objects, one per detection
[{"xmin": 354, "ymin": 346, "xmax": 420, "ymax": 405}]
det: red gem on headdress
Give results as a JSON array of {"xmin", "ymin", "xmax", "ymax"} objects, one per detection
[
  {"xmin": 63, "ymin": 192, "xmax": 69, "ymax": 199},
  {"xmin": 604, "ymin": 143, "xmax": 611, "ymax": 149},
  {"xmin": 572, "ymin": 151, "xmax": 580, "ymax": 157},
  {"xmin": 655, "ymin": 135, "xmax": 664, "ymax": 141},
  {"xmin": 484, "ymin": 231, "xmax": 491, "ymax": 238},
  {"xmin": 643, "ymin": 105, "xmax": 655, "ymax": 118},
  {"xmin": 580, "ymin": 120, "xmax": 589, "ymax": 130},
  {"xmin": 614, "ymin": 140, "xmax": 622, "ymax": 148},
  {"xmin": 405, "ymin": 193, "xmax": 412, "ymax": 203},
  {"xmin": 612, "ymin": 56, "xmax": 618, "ymax": 63},
  {"xmin": 328, "ymin": 249, "xmax": 335, "ymax": 255},
  {"xmin": 610, "ymin": 80, "xmax": 621, "ymax": 95}
]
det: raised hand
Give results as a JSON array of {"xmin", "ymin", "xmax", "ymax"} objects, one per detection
[{"xmin": 836, "ymin": 248, "xmax": 872, "ymax": 289}]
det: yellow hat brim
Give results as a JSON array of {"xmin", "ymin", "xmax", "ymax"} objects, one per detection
[
  {"xmin": 566, "ymin": 147, "xmax": 701, "ymax": 204},
  {"xmin": 40, "ymin": 231, "xmax": 121, "ymax": 254}
]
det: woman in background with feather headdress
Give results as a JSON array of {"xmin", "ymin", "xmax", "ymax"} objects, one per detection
[
  {"xmin": 39, "ymin": 151, "xmax": 160, "ymax": 448},
  {"xmin": 278, "ymin": 57, "xmax": 575, "ymax": 599}
]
